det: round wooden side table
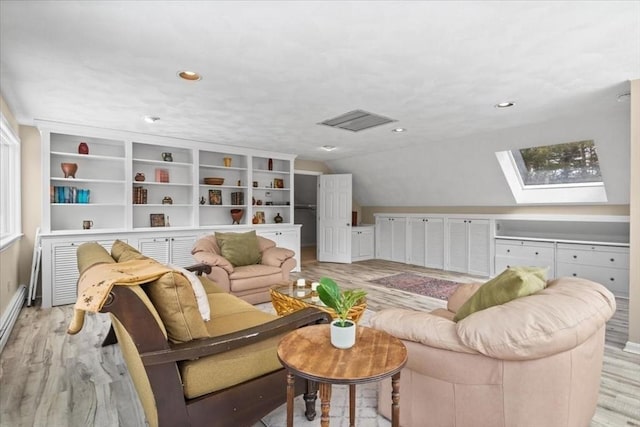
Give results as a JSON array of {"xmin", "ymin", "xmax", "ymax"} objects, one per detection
[{"xmin": 277, "ymin": 324, "xmax": 407, "ymax": 427}]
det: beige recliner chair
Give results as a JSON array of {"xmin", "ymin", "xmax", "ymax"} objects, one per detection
[
  {"xmin": 370, "ymin": 276, "xmax": 616, "ymax": 427},
  {"xmin": 192, "ymin": 231, "xmax": 296, "ymax": 304}
]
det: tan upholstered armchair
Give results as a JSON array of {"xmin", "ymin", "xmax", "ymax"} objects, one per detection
[
  {"xmin": 74, "ymin": 240, "xmax": 330, "ymax": 427},
  {"xmin": 370, "ymin": 276, "xmax": 616, "ymax": 427},
  {"xmin": 192, "ymin": 231, "xmax": 296, "ymax": 304}
]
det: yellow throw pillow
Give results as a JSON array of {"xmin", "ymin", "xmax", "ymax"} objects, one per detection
[
  {"xmin": 453, "ymin": 266, "xmax": 548, "ymax": 322},
  {"xmin": 111, "ymin": 239, "xmax": 147, "ymax": 262},
  {"xmin": 215, "ymin": 230, "xmax": 262, "ymax": 267}
]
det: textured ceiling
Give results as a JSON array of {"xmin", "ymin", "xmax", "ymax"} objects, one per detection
[{"xmin": 1, "ymin": 1, "xmax": 638, "ymax": 163}]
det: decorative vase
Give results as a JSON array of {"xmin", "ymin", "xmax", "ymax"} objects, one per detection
[
  {"xmin": 268, "ymin": 158, "xmax": 273, "ymax": 171},
  {"xmin": 274, "ymin": 212, "xmax": 283, "ymax": 223},
  {"xmin": 134, "ymin": 173, "xmax": 145, "ymax": 182},
  {"xmin": 230, "ymin": 208, "xmax": 244, "ymax": 224},
  {"xmin": 223, "ymin": 157, "xmax": 232, "ymax": 167},
  {"xmin": 330, "ymin": 319, "xmax": 356, "ymax": 349},
  {"xmin": 162, "ymin": 152, "xmax": 173, "ymax": 162},
  {"xmin": 61, "ymin": 162, "xmax": 78, "ymax": 178},
  {"xmin": 162, "ymin": 196, "xmax": 173, "ymax": 205},
  {"xmin": 78, "ymin": 142, "xmax": 89, "ymax": 155}
]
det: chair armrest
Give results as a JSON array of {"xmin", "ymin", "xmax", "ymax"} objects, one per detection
[
  {"xmin": 141, "ymin": 307, "xmax": 332, "ymax": 366},
  {"xmin": 261, "ymin": 247, "xmax": 295, "ymax": 267},
  {"xmin": 184, "ymin": 263, "xmax": 212, "ymax": 276},
  {"xmin": 193, "ymin": 251, "xmax": 234, "ymax": 274},
  {"xmin": 370, "ymin": 308, "xmax": 477, "ymax": 354}
]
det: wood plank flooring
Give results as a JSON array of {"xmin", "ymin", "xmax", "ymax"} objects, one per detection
[{"xmin": 1, "ymin": 259, "xmax": 638, "ymax": 426}]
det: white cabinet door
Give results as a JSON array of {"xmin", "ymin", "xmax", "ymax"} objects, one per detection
[
  {"xmin": 447, "ymin": 218, "xmax": 491, "ymax": 276},
  {"xmin": 468, "ymin": 219, "xmax": 491, "ymax": 276},
  {"xmin": 447, "ymin": 219, "xmax": 468, "ymax": 273},
  {"xmin": 352, "ymin": 227, "xmax": 374, "ymax": 262},
  {"xmin": 390, "ymin": 218, "xmax": 406, "ymax": 263},
  {"xmin": 138, "ymin": 237, "xmax": 170, "ymax": 264},
  {"xmin": 425, "ymin": 218, "xmax": 445, "ymax": 269},
  {"xmin": 376, "ymin": 217, "xmax": 393, "ymax": 260},
  {"xmin": 407, "ymin": 218, "xmax": 426, "ymax": 266},
  {"xmin": 408, "ymin": 217, "xmax": 444, "ymax": 269},
  {"xmin": 48, "ymin": 239, "xmax": 118, "ymax": 307},
  {"xmin": 169, "ymin": 235, "xmax": 198, "ymax": 266}
]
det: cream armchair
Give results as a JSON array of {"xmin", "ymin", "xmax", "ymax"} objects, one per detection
[
  {"xmin": 370, "ymin": 277, "xmax": 616, "ymax": 427},
  {"xmin": 192, "ymin": 232, "xmax": 296, "ymax": 304}
]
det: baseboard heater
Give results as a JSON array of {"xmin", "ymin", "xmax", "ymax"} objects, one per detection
[{"xmin": 0, "ymin": 284, "xmax": 26, "ymax": 354}]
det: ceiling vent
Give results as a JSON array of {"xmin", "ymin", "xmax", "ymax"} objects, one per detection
[{"xmin": 318, "ymin": 109, "xmax": 396, "ymax": 132}]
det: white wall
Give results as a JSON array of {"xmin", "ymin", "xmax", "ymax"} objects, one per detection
[{"xmin": 329, "ymin": 106, "xmax": 630, "ymax": 207}]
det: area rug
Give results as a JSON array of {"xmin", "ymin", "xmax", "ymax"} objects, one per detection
[{"xmin": 368, "ymin": 273, "xmax": 461, "ymax": 300}]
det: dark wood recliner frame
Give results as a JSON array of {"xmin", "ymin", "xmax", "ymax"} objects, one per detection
[{"xmin": 100, "ymin": 263, "xmax": 332, "ymax": 427}]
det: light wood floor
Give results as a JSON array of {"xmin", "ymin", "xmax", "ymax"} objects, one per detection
[{"xmin": 1, "ymin": 259, "xmax": 638, "ymax": 426}]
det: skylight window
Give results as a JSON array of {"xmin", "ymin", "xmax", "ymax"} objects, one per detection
[
  {"xmin": 513, "ymin": 140, "xmax": 602, "ymax": 186},
  {"xmin": 496, "ymin": 140, "xmax": 607, "ymax": 204}
]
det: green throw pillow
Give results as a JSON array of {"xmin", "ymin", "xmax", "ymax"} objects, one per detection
[
  {"xmin": 215, "ymin": 230, "xmax": 262, "ymax": 267},
  {"xmin": 453, "ymin": 266, "xmax": 548, "ymax": 322}
]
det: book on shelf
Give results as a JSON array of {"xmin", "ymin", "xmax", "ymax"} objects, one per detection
[
  {"xmin": 155, "ymin": 168, "xmax": 169, "ymax": 183},
  {"xmin": 133, "ymin": 186, "xmax": 148, "ymax": 204}
]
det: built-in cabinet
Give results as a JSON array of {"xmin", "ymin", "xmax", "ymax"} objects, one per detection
[
  {"xmin": 407, "ymin": 217, "xmax": 444, "ymax": 269},
  {"xmin": 374, "ymin": 213, "xmax": 630, "ymax": 297},
  {"xmin": 495, "ymin": 239, "xmax": 555, "ymax": 277},
  {"xmin": 352, "ymin": 226, "xmax": 375, "ymax": 262},
  {"xmin": 446, "ymin": 219, "xmax": 491, "ymax": 276},
  {"xmin": 375, "ymin": 216, "xmax": 407, "ymax": 262},
  {"xmin": 38, "ymin": 121, "xmax": 301, "ymax": 308},
  {"xmin": 556, "ymin": 243, "xmax": 629, "ymax": 297}
]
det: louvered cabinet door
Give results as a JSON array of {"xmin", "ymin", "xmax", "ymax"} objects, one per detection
[{"xmin": 52, "ymin": 243, "xmax": 80, "ymax": 306}]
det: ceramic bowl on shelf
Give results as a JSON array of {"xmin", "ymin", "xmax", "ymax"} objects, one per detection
[{"xmin": 204, "ymin": 177, "xmax": 224, "ymax": 185}]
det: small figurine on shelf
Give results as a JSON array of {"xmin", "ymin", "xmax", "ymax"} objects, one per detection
[
  {"xmin": 162, "ymin": 196, "xmax": 173, "ymax": 205},
  {"xmin": 135, "ymin": 172, "xmax": 145, "ymax": 182},
  {"xmin": 78, "ymin": 142, "xmax": 89, "ymax": 155},
  {"xmin": 200, "ymin": 196, "xmax": 206, "ymax": 205}
]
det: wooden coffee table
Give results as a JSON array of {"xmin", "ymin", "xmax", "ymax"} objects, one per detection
[
  {"xmin": 277, "ymin": 324, "xmax": 407, "ymax": 427},
  {"xmin": 270, "ymin": 281, "xmax": 367, "ymax": 323}
]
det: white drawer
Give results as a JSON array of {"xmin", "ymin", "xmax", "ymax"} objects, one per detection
[
  {"xmin": 556, "ymin": 244, "xmax": 629, "ymax": 269},
  {"xmin": 556, "ymin": 263, "xmax": 628, "ymax": 297},
  {"xmin": 495, "ymin": 240, "xmax": 555, "ymax": 259},
  {"xmin": 495, "ymin": 256, "xmax": 555, "ymax": 278}
]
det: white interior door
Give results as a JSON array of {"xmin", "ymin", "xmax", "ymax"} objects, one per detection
[{"xmin": 317, "ymin": 174, "xmax": 352, "ymax": 263}]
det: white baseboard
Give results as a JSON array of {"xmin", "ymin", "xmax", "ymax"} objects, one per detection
[
  {"xmin": 0, "ymin": 284, "xmax": 26, "ymax": 354},
  {"xmin": 623, "ymin": 341, "xmax": 640, "ymax": 354}
]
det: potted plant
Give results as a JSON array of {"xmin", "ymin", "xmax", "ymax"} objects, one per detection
[{"xmin": 317, "ymin": 277, "xmax": 367, "ymax": 349}]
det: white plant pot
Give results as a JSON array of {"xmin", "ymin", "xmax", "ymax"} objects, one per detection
[{"xmin": 330, "ymin": 319, "xmax": 356, "ymax": 349}]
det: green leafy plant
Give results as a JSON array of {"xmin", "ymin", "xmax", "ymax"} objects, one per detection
[{"xmin": 317, "ymin": 277, "xmax": 367, "ymax": 327}]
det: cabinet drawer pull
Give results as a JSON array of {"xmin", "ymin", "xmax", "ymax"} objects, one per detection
[
  {"xmin": 573, "ymin": 255, "xmax": 577, "ymax": 259},
  {"xmin": 610, "ymin": 277, "xmax": 615, "ymax": 282},
  {"xmin": 572, "ymin": 273, "xmax": 577, "ymax": 277},
  {"xmin": 506, "ymin": 249, "xmax": 510, "ymax": 253},
  {"xmin": 535, "ymin": 252, "xmax": 539, "ymax": 255},
  {"xmin": 610, "ymin": 258, "xmax": 615, "ymax": 262}
]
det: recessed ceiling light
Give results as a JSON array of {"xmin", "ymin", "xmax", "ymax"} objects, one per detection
[
  {"xmin": 495, "ymin": 102, "xmax": 515, "ymax": 108},
  {"xmin": 178, "ymin": 70, "xmax": 202, "ymax": 81},
  {"xmin": 143, "ymin": 116, "xmax": 160, "ymax": 123},
  {"xmin": 392, "ymin": 128, "xmax": 406, "ymax": 133},
  {"xmin": 321, "ymin": 145, "xmax": 337, "ymax": 152}
]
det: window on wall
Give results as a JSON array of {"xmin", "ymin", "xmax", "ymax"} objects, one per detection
[
  {"xmin": 496, "ymin": 140, "xmax": 607, "ymax": 204},
  {"xmin": 0, "ymin": 113, "xmax": 21, "ymax": 249}
]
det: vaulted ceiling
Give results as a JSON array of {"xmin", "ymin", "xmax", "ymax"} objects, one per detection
[{"xmin": 1, "ymin": 1, "xmax": 638, "ymax": 206}]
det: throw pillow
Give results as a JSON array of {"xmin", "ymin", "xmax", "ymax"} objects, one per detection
[
  {"xmin": 215, "ymin": 230, "xmax": 262, "ymax": 267},
  {"xmin": 453, "ymin": 266, "xmax": 548, "ymax": 322},
  {"xmin": 168, "ymin": 264, "xmax": 211, "ymax": 322},
  {"xmin": 111, "ymin": 239, "xmax": 147, "ymax": 262}
]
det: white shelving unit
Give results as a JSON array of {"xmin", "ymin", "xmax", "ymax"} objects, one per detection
[{"xmin": 37, "ymin": 121, "xmax": 300, "ymax": 308}]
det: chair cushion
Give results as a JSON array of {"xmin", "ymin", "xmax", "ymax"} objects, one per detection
[
  {"xmin": 215, "ymin": 230, "xmax": 262, "ymax": 266},
  {"xmin": 453, "ymin": 266, "xmax": 547, "ymax": 322},
  {"xmin": 229, "ymin": 264, "xmax": 283, "ymax": 292},
  {"xmin": 111, "ymin": 239, "xmax": 147, "ymax": 262},
  {"xmin": 180, "ymin": 293, "xmax": 282, "ymax": 398}
]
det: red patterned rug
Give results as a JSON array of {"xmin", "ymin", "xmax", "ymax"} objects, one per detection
[{"xmin": 368, "ymin": 273, "xmax": 462, "ymax": 300}]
